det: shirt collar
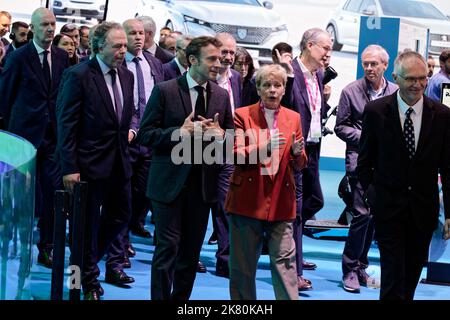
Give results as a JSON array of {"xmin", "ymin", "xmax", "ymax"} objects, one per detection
[
  {"xmin": 297, "ymin": 56, "xmax": 316, "ymax": 80},
  {"xmin": 186, "ymin": 72, "xmax": 207, "ymax": 91},
  {"xmin": 96, "ymin": 55, "xmax": 116, "ymax": 76},
  {"xmin": 147, "ymin": 43, "xmax": 157, "ymax": 56},
  {"xmin": 397, "ymin": 91, "xmax": 423, "ymax": 117},
  {"xmin": 33, "ymin": 40, "xmax": 50, "ymax": 55},
  {"xmin": 216, "ymin": 67, "xmax": 231, "ymax": 84},
  {"xmin": 125, "ymin": 51, "xmax": 145, "ymax": 63},
  {"xmin": 174, "ymin": 57, "xmax": 187, "ymax": 74}
]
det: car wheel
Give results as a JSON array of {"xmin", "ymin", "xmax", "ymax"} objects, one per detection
[{"xmin": 327, "ymin": 24, "xmax": 343, "ymax": 51}]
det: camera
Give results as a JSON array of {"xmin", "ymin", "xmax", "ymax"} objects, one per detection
[{"xmin": 323, "ymin": 66, "xmax": 338, "ymax": 85}]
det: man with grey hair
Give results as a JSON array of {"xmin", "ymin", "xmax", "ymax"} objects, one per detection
[
  {"xmin": 163, "ymin": 35, "xmax": 193, "ymax": 80},
  {"xmin": 335, "ymin": 44, "xmax": 397, "ymax": 293},
  {"xmin": 57, "ymin": 21, "xmax": 135, "ymax": 300},
  {"xmin": 0, "ymin": 7, "xmax": 69, "ymax": 269},
  {"xmin": 0, "ymin": 11, "xmax": 12, "ymax": 46},
  {"xmin": 136, "ymin": 15, "xmax": 173, "ymax": 63},
  {"xmin": 357, "ymin": 50, "xmax": 450, "ymax": 300},
  {"xmin": 282, "ymin": 27, "xmax": 332, "ymax": 291}
]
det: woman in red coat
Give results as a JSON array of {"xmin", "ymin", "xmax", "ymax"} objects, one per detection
[{"xmin": 225, "ymin": 64, "xmax": 307, "ymax": 300}]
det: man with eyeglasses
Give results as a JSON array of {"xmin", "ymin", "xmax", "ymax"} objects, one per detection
[
  {"xmin": 163, "ymin": 35, "xmax": 192, "ymax": 81},
  {"xmin": 357, "ymin": 50, "xmax": 450, "ymax": 300},
  {"xmin": 206, "ymin": 32, "xmax": 242, "ymax": 279},
  {"xmin": 335, "ymin": 45, "xmax": 397, "ymax": 293},
  {"xmin": 426, "ymin": 49, "xmax": 450, "ymax": 103},
  {"xmin": 281, "ymin": 27, "xmax": 332, "ymax": 291},
  {"xmin": 77, "ymin": 25, "xmax": 91, "ymax": 58}
]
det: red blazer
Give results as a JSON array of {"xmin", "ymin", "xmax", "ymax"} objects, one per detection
[{"xmin": 225, "ymin": 103, "xmax": 307, "ymax": 221}]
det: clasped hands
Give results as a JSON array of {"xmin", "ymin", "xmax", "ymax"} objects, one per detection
[
  {"xmin": 180, "ymin": 111, "xmax": 224, "ymax": 140},
  {"xmin": 268, "ymin": 131, "xmax": 304, "ymax": 156}
]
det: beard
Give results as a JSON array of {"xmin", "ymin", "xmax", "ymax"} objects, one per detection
[{"xmin": 15, "ymin": 40, "xmax": 28, "ymax": 49}]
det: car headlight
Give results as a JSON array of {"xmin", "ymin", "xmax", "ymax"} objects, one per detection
[
  {"xmin": 183, "ymin": 15, "xmax": 215, "ymax": 36},
  {"xmin": 272, "ymin": 24, "xmax": 288, "ymax": 32}
]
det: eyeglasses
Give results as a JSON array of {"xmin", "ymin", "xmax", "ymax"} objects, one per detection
[
  {"xmin": 221, "ymin": 50, "xmax": 235, "ymax": 56},
  {"xmin": 313, "ymin": 43, "xmax": 332, "ymax": 53},
  {"xmin": 397, "ymin": 74, "xmax": 428, "ymax": 84},
  {"xmin": 362, "ymin": 61, "xmax": 380, "ymax": 68}
]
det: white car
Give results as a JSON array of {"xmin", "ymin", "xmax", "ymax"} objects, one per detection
[
  {"xmin": 326, "ymin": 0, "xmax": 450, "ymax": 55},
  {"xmin": 136, "ymin": 0, "xmax": 288, "ymax": 65},
  {"xmin": 51, "ymin": 0, "xmax": 106, "ymax": 21}
]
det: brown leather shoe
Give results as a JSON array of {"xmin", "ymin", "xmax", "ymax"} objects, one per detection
[{"xmin": 298, "ymin": 276, "xmax": 313, "ymax": 291}]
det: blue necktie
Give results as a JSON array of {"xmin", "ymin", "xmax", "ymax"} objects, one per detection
[
  {"xmin": 109, "ymin": 69, "xmax": 123, "ymax": 123},
  {"xmin": 132, "ymin": 56, "xmax": 146, "ymax": 119},
  {"xmin": 404, "ymin": 107, "xmax": 415, "ymax": 159}
]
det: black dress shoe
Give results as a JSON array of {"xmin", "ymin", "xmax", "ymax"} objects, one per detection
[
  {"xmin": 127, "ymin": 244, "xmax": 136, "ymax": 257},
  {"xmin": 302, "ymin": 260, "xmax": 317, "ymax": 270},
  {"xmin": 84, "ymin": 289, "xmax": 101, "ymax": 300},
  {"xmin": 197, "ymin": 261, "xmax": 207, "ymax": 273},
  {"xmin": 131, "ymin": 225, "xmax": 152, "ymax": 238},
  {"xmin": 37, "ymin": 248, "xmax": 53, "ymax": 269},
  {"xmin": 215, "ymin": 267, "xmax": 229, "ymax": 278},
  {"xmin": 105, "ymin": 269, "xmax": 135, "ymax": 285},
  {"xmin": 123, "ymin": 256, "xmax": 131, "ymax": 269}
]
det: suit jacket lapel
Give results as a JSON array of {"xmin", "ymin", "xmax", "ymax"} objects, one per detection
[
  {"xmin": 415, "ymin": 97, "xmax": 435, "ymax": 155},
  {"xmin": 385, "ymin": 97, "xmax": 409, "ymax": 158},
  {"xmin": 28, "ymin": 43, "xmax": 48, "ymax": 92},
  {"xmin": 118, "ymin": 66, "xmax": 132, "ymax": 123},
  {"xmin": 177, "ymin": 74, "xmax": 192, "ymax": 117},
  {"xmin": 292, "ymin": 59, "xmax": 311, "ymax": 112},
  {"xmin": 90, "ymin": 58, "xmax": 117, "ymax": 122}
]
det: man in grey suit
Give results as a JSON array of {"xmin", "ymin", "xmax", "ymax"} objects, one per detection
[
  {"xmin": 137, "ymin": 36, "xmax": 234, "ymax": 300},
  {"xmin": 335, "ymin": 44, "xmax": 397, "ymax": 293}
]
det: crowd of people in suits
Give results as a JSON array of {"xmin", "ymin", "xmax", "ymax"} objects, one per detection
[{"xmin": 0, "ymin": 6, "xmax": 450, "ymax": 301}]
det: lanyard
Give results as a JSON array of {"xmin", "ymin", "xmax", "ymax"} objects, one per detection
[
  {"xmin": 259, "ymin": 102, "xmax": 280, "ymax": 132},
  {"xmin": 304, "ymin": 74, "xmax": 320, "ymax": 112}
]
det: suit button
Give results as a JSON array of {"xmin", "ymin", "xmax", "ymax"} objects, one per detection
[
  {"xmin": 408, "ymin": 186, "xmax": 412, "ymax": 191},
  {"xmin": 286, "ymin": 183, "xmax": 289, "ymax": 187},
  {"xmin": 248, "ymin": 177, "xmax": 252, "ymax": 182}
]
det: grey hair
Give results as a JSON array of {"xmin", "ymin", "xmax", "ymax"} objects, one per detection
[
  {"xmin": 393, "ymin": 51, "xmax": 427, "ymax": 75},
  {"xmin": 255, "ymin": 64, "xmax": 287, "ymax": 88},
  {"xmin": 176, "ymin": 35, "xmax": 193, "ymax": 49},
  {"xmin": 361, "ymin": 44, "xmax": 390, "ymax": 64},
  {"xmin": 91, "ymin": 21, "xmax": 123, "ymax": 54},
  {"xmin": 299, "ymin": 28, "xmax": 330, "ymax": 53},
  {"xmin": 136, "ymin": 15, "xmax": 156, "ymax": 35}
]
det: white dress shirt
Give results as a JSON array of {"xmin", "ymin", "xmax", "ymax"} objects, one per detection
[
  {"xmin": 397, "ymin": 91, "xmax": 423, "ymax": 151},
  {"xmin": 96, "ymin": 55, "xmax": 124, "ymax": 113}
]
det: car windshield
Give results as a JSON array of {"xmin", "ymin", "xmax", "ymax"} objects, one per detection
[
  {"xmin": 174, "ymin": 0, "xmax": 261, "ymax": 5},
  {"xmin": 379, "ymin": 0, "xmax": 448, "ymax": 20}
]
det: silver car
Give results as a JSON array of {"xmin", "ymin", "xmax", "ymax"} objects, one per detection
[
  {"xmin": 326, "ymin": 0, "xmax": 450, "ymax": 55},
  {"xmin": 136, "ymin": 0, "xmax": 288, "ymax": 65},
  {"xmin": 51, "ymin": 0, "xmax": 106, "ymax": 21}
]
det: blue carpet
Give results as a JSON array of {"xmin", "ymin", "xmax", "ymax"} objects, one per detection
[{"xmin": 29, "ymin": 168, "xmax": 450, "ymax": 300}]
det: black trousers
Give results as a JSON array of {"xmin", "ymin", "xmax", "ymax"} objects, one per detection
[
  {"xmin": 375, "ymin": 207, "xmax": 433, "ymax": 300},
  {"xmin": 342, "ymin": 174, "xmax": 375, "ymax": 276},
  {"xmin": 150, "ymin": 167, "xmax": 211, "ymax": 300},
  {"xmin": 210, "ymin": 163, "xmax": 233, "ymax": 271},
  {"xmin": 81, "ymin": 159, "xmax": 131, "ymax": 293},
  {"xmin": 106, "ymin": 142, "xmax": 151, "ymax": 270},
  {"xmin": 36, "ymin": 126, "xmax": 61, "ymax": 250}
]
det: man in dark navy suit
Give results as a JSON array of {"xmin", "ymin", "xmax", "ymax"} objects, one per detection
[
  {"xmin": 282, "ymin": 28, "xmax": 332, "ymax": 291},
  {"xmin": 137, "ymin": 36, "xmax": 234, "ymax": 300},
  {"xmin": 357, "ymin": 51, "xmax": 450, "ymax": 300},
  {"xmin": 137, "ymin": 15, "xmax": 174, "ymax": 64},
  {"xmin": 105, "ymin": 18, "xmax": 165, "ymax": 274},
  {"xmin": 57, "ymin": 22, "xmax": 135, "ymax": 300},
  {"xmin": 0, "ymin": 8, "xmax": 69, "ymax": 268},
  {"xmin": 163, "ymin": 35, "xmax": 192, "ymax": 81}
]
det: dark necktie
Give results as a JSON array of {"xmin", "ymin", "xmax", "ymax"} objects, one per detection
[
  {"xmin": 109, "ymin": 69, "xmax": 123, "ymax": 123},
  {"xmin": 194, "ymin": 85, "xmax": 206, "ymax": 120},
  {"xmin": 42, "ymin": 49, "xmax": 51, "ymax": 88},
  {"xmin": 132, "ymin": 57, "xmax": 146, "ymax": 119},
  {"xmin": 404, "ymin": 107, "xmax": 415, "ymax": 159}
]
